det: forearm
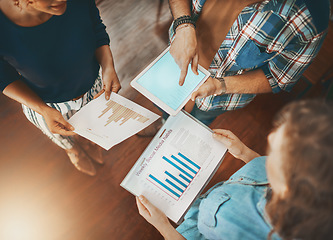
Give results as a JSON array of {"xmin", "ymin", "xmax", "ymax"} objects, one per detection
[
  {"xmin": 212, "ymin": 69, "xmax": 272, "ymax": 94},
  {"xmin": 239, "ymin": 146, "xmax": 261, "ymax": 164},
  {"xmin": 169, "ymin": 0, "xmax": 191, "ymax": 18},
  {"xmin": 223, "ymin": 69, "xmax": 272, "ymax": 94},
  {"xmin": 159, "ymin": 223, "xmax": 186, "ymax": 240},
  {"xmin": 95, "ymin": 45, "xmax": 116, "ymax": 71},
  {"xmin": 3, "ymin": 80, "xmax": 50, "ymax": 115}
]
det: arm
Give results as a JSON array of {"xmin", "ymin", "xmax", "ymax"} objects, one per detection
[
  {"xmin": 213, "ymin": 129, "xmax": 260, "ymax": 163},
  {"xmin": 136, "ymin": 196, "xmax": 186, "ymax": 240},
  {"xmin": 191, "ymin": 68, "xmax": 271, "ymax": 100},
  {"xmin": 94, "ymin": 45, "xmax": 121, "ymax": 100},
  {"xmin": 169, "ymin": 0, "xmax": 199, "ymax": 86},
  {"xmin": 3, "ymin": 80, "xmax": 75, "ymax": 136},
  {"xmin": 89, "ymin": 0, "xmax": 121, "ymax": 100},
  {"xmin": 191, "ymin": 18, "xmax": 327, "ymax": 99}
]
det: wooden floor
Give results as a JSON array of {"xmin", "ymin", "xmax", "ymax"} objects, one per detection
[{"xmin": 0, "ymin": 1, "xmax": 332, "ymax": 240}]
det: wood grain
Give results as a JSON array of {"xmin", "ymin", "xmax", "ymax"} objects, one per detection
[{"xmin": 0, "ymin": 1, "xmax": 331, "ymax": 240}]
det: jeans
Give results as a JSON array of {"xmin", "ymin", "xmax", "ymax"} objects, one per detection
[{"xmin": 160, "ymin": 104, "xmax": 226, "ymax": 126}]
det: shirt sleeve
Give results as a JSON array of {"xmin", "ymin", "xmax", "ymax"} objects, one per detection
[
  {"xmin": 0, "ymin": 57, "xmax": 20, "ymax": 91},
  {"xmin": 89, "ymin": 0, "xmax": 110, "ymax": 48},
  {"xmin": 261, "ymin": 31, "xmax": 327, "ymax": 93}
]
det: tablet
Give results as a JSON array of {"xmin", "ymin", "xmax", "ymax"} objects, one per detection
[{"xmin": 131, "ymin": 46, "xmax": 210, "ymax": 116}]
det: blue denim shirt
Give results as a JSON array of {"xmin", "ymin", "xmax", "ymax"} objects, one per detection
[{"xmin": 177, "ymin": 157, "xmax": 281, "ymax": 240}]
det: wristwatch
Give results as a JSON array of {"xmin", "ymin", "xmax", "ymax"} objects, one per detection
[{"xmin": 215, "ymin": 77, "xmax": 227, "ymax": 96}]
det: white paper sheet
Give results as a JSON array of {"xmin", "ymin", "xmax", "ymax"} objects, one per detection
[
  {"xmin": 68, "ymin": 93, "xmax": 160, "ymax": 150},
  {"xmin": 121, "ymin": 111, "xmax": 227, "ymax": 223}
]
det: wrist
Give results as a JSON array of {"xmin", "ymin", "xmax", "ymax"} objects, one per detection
[
  {"xmin": 214, "ymin": 77, "xmax": 227, "ymax": 96},
  {"xmin": 240, "ymin": 147, "xmax": 260, "ymax": 163},
  {"xmin": 37, "ymin": 105, "xmax": 56, "ymax": 120},
  {"xmin": 173, "ymin": 15, "xmax": 196, "ymax": 34},
  {"xmin": 175, "ymin": 23, "xmax": 195, "ymax": 33},
  {"xmin": 101, "ymin": 64, "xmax": 116, "ymax": 74},
  {"xmin": 159, "ymin": 222, "xmax": 176, "ymax": 239}
]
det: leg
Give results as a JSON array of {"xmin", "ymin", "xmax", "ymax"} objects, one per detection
[
  {"xmin": 158, "ymin": 103, "xmax": 225, "ymax": 126},
  {"xmin": 20, "ymin": 76, "xmax": 104, "ymax": 175},
  {"xmin": 22, "ymin": 103, "xmax": 96, "ymax": 176}
]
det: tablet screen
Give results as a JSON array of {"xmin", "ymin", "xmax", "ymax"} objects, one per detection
[{"xmin": 136, "ymin": 51, "xmax": 207, "ymax": 111}]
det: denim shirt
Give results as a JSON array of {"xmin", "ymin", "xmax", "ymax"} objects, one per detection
[{"xmin": 177, "ymin": 157, "xmax": 281, "ymax": 240}]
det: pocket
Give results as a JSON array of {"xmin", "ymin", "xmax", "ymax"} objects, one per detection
[
  {"xmin": 199, "ymin": 189, "xmax": 230, "ymax": 228},
  {"xmin": 235, "ymin": 41, "xmax": 274, "ymax": 69}
]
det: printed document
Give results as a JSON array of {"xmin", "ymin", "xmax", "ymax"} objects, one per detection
[
  {"xmin": 121, "ymin": 111, "xmax": 227, "ymax": 223},
  {"xmin": 68, "ymin": 93, "xmax": 160, "ymax": 150}
]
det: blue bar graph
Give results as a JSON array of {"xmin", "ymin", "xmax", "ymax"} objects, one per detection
[
  {"xmin": 179, "ymin": 173, "xmax": 191, "ymax": 183},
  {"xmin": 149, "ymin": 174, "xmax": 180, "ymax": 198},
  {"xmin": 165, "ymin": 171, "xmax": 187, "ymax": 188},
  {"xmin": 148, "ymin": 152, "xmax": 201, "ymax": 199}
]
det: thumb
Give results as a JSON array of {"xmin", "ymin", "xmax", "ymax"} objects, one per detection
[
  {"xmin": 104, "ymin": 84, "xmax": 111, "ymax": 101},
  {"xmin": 191, "ymin": 89, "xmax": 206, "ymax": 101},
  {"xmin": 213, "ymin": 129, "xmax": 232, "ymax": 136},
  {"xmin": 212, "ymin": 131, "xmax": 232, "ymax": 147},
  {"xmin": 58, "ymin": 115, "xmax": 74, "ymax": 131},
  {"xmin": 191, "ymin": 53, "xmax": 199, "ymax": 75},
  {"xmin": 138, "ymin": 195, "xmax": 151, "ymax": 208}
]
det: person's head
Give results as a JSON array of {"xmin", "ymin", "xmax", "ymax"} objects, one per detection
[
  {"xmin": 265, "ymin": 99, "xmax": 333, "ymax": 240},
  {"xmin": 13, "ymin": 0, "xmax": 67, "ymax": 16}
]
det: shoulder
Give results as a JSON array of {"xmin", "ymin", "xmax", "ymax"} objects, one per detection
[
  {"xmin": 260, "ymin": 0, "xmax": 329, "ymax": 35},
  {"xmin": 196, "ymin": 157, "xmax": 271, "ymax": 240},
  {"xmin": 227, "ymin": 156, "xmax": 268, "ymax": 185}
]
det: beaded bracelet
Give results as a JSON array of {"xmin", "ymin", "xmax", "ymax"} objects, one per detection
[
  {"xmin": 173, "ymin": 15, "xmax": 196, "ymax": 34},
  {"xmin": 175, "ymin": 23, "xmax": 196, "ymax": 32}
]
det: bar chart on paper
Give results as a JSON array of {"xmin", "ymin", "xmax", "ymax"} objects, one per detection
[
  {"xmin": 148, "ymin": 152, "xmax": 201, "ymax": 200},
  {"xmin": 68, "ymin": 93, "xmax": 160, "ymax": 150},
  {"xmin": 99, "ymin": 100, "xmax": 150, "ymax": 126}
]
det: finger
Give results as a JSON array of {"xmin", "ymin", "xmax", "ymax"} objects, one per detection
[
  {"xmin": 94, "ymin": 89, "xmax": 105, "ymax": 99},
  {"xmin": 57, "ymin": 128, "xmax": 76, "ymax": 136},
  {"xmin": 191, "ymin": 89, "xmax": 206, "ymax": 101},
  {"xmin": 53, "ymin": 123, "xmax": 76, "ymax": 136},
  {"xmin": 191, "ymin": 53, "xmax": 199, "ymax": 75},
  {"xmin": 104, "ymin": 84, "xmax": 111, "ymax": 101},
  {"xmin": 179, "ymin": 62, "xmax": 189, "ymax": 86},
  {"xmin": 191, "ymin": 91, "xmax": 198, "ymax": 101},
  {"xmin": 212, "ymin": 132, "xmax": 233, "ymax": 147},
  {"xmin": 136, "ymin": 197, "xmax": 151, "ymax": 220},
  {"xmin": 111, "ymin": 81, "xmax": 121, "ymax": 93},
  {"xmin": 56, "ymin": 116, "xmax": 74, "ymax": 132},
  {"xmin": 213, "ymin": 129, "xmax": 233, "ymax": 137}
]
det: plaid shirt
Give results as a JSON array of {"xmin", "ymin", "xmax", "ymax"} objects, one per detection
[{"xmin": 170, "ymin": 0, "xmax": 329, "ymax": 111}]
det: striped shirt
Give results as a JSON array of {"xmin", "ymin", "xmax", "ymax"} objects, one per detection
[{"xmin": 170, "ymin": 0, "xmax": 329, "ymax": 111}]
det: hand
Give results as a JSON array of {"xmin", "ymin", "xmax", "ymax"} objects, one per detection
[
  {"xmin": 191, "ymin": 77, "xmax": 222, "ymax": 101},
  {"xmin": 42, "ymin": 107, "xmax": 75, "ymax": 136},
  {"xmin": 94, "ymin": 67, "xmax": 121, "ymax": 100},
  {"xmin": 213, "ymin": 129, "xmax": 260, "ymax": 163},
  {"xmin": 170, "ymin": 25, "xmax": 199, "ymax": 86},
  {"xmin": 136, "ymin": 195, "xmax": 170, "ymax": 231}
]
